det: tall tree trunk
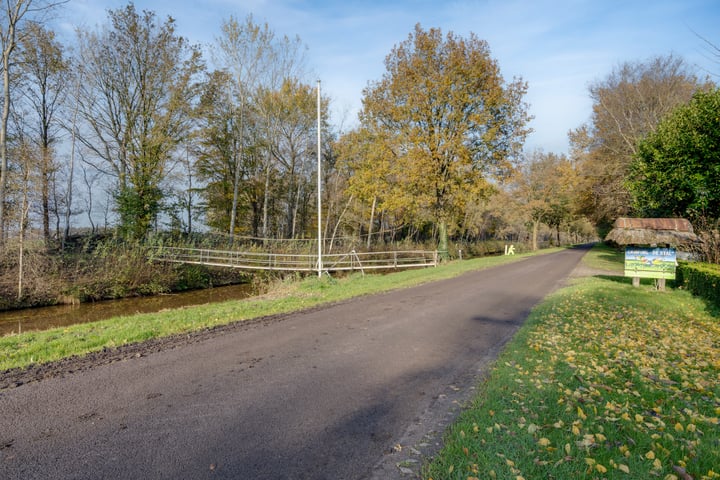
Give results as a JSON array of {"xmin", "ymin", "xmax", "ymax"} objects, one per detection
[
  {"xmin": 41, "ymin": 145, "xmax": 50, "ymax": 241},
  {"xmin": 229, "ymin": 99, "xmax": 245, "ymax": 237},
  {"xmin": 367, "ymin": 195, "xmax": 376, "ymax": 249},
  {"xmin": 262, "ymin": 161, "xmax": 270, "ymax": 244},
  {"xmin": 291, "ymin": 182, "xmax": 302, "ymax": 239},
  {"xmin": 438, "ymin": 220, "xmax": 449, "ymax": 260},
  {"xmin": 17, "ymin": 161, "xmax": 30, "ymax": 301},
  {"xmin": 0, "ymin": 43, "xmax": 12, "ymax": 241},
  {"xmin": 556, "ymin": 225, "xmax": 561, "ymax": 246}
]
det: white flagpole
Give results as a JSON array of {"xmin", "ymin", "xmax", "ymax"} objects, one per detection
[{"xmin": 317, "ymin": 80, "xmax": 323, "ymax": 277}]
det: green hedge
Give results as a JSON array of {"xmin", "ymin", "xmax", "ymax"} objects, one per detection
[{"xmin": 676, "ymin": 261, "xmax": 720, "ymax": 310}]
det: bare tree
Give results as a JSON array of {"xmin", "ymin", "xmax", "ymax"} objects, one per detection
[
  {"xmin": 73, "ymin": 4, "xmax": 203, "ymax": 239},
  {"xmin": 572, "ymin": 54, "xmax": 707, "ymax": 228},
  {"xmin": 0, "ymin": 0, "xmax": 65, "ymax": 241},
  {"xmin": 17, "ymin": 20, "xmax": 67, "ymax": 242},
  {"xmin": 214, "ymin": 15, "xmax": 275, "ymax": 236},
  {"xmin": 214, "ymin": 14, "xmax": 308, "ymax": 237}
]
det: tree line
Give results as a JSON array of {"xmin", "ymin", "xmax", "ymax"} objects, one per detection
[{"xmin": 1, "ymin": 0, "xmax": 719, "ymax": 301}]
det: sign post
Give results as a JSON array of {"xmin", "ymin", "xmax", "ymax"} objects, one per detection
[{"xmin": 624, "ymin": 247, "xmax": 677, "ymax": 290}]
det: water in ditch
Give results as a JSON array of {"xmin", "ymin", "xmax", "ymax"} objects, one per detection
[{"xmin": 0, "ymin": 283, "xmax": 255, "ymax": 337}]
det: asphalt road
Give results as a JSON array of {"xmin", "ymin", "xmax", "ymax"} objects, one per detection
[{"xmin": 0, "ymin": 246, "xmax": 588, "ymax": 479}]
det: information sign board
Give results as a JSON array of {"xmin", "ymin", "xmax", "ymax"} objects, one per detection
[{"xmin": 624, "ymin": 247, "xmax": 677, "ymax": 279}]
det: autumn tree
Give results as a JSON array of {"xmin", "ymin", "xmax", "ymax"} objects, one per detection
[
  {"xmin": 74, "ymin": 4, "xmax": 203, "ymax": 240},
  {"xmin": 213, "ymin": 15, "xmax": 307, "ymax": 235},
  {"xmin": 0, "ymin": 0, "xmax": 64, "ymax": 240},
  {"xmin": 335, "ymin": 127, "xmax": 394, "ymax": 247},
  {"xmin": 513, "ymin": 151, "xmax": 577, "ymax": 250},
  {"xmin": 349, "ymin": 24, "xmax": 531, "ymax": 256},
  {"xmin": 210, "ymin": 15, "xmax": 308, "ymax": 237},
  {"xmin": 16, "ymin": 21, "xmax": 67, "ymax": 242},
  {"xmin": 571, "ymin": 55, "xmax": 705, "ymax": 230},
  {"xmin": 258, "ymin": 79, "xmax": 328, "ymax": 239},
  {"xmin": 194, "ymin": 70, "xmax": 239, "ymax": 231}
]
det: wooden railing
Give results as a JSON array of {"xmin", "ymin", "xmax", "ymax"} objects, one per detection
[{"xmin": 152, "ymin": 247, "xmax": 438, "ymax": 273}]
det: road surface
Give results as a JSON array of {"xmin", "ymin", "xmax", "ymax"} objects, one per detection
[{"xmin": 0, "ymin": 246, "xmax": 588, "ymax": 479}]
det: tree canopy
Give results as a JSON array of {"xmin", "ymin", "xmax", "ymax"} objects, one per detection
[
  {"xmin": 344, "ymin": 24, "xmax": 531, "ymax": 255},
  {"xmin": 629, "ymin": 87, "xmax": 720, "ymax": 222},
  {"xmin": 571, "ymin": 55, "xmax": 704, "ymax": 230},
  {"xmin": 74, "ymin": 4, "xmax": 203, "ymax": 240}
]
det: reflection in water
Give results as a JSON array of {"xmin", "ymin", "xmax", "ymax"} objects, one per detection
[{"xmin": 0, "ymin": 284, "xmax": 255, "ymax": 337}]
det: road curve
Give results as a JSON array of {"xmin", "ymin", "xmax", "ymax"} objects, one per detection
[{"xmin": 0, "ymin": 247, "xmax": 588, "ymax": 479}]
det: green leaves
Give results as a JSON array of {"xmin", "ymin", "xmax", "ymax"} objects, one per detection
[{"xmin": 629, "ymin": 87, "xmax": 720, "ymax": 221}]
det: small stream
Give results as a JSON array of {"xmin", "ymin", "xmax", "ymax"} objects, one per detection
[{"xmin": 0, "ymin": 283, "xmax": 255, "ymax": 337}]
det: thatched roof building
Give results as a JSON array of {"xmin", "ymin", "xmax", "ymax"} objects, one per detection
[{"xmin": 605, "ymin": 217, "xmax": 699, "ymax": 247}]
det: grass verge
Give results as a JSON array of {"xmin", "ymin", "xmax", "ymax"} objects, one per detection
[
  {"xmin": 423, "ymin": 248, "xmax": 720, "ymax": 480},
  {"xmin": 0, "ymin": 249, "xmax": 555, "ymax": 372}
]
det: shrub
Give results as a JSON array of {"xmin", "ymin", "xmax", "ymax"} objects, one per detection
[{"xmin": 676, "ymin": 261, "xmax": 720, "ymax": 310}]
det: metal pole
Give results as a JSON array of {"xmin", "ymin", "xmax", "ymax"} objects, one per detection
[{"xmin": 317, "ymin": 80, "xmax": 323, "ymax": 277}]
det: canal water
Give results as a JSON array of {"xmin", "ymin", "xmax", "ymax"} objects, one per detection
[{"xmin": 0, "ymin": 283, "xmax": 255, "ymax": 337}]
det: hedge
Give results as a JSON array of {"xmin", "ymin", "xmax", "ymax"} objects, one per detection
[{"xmin": 676, "ymin": 261, "xmax": 720, "ymax": 310}]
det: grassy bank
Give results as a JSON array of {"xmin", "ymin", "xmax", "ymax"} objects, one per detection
[
  {"xmin": 0, "ymin": 249, "xmax": 555, "ymax": 372},
  {"xmin": 423, "ymin": 246, "xmax": 720, "ymax": 480}
]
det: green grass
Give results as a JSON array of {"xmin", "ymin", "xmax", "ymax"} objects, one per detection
[
  {"xmin": 0, "ymin": 249, "xmax": 556, "ymax": 371},
  {"xmin": 423, "ymin": 246, "xmax": 720, "ymax": 480},
  {"xmin": 581, "ymin": 242, "xmax": 624, "ymax": 272}
]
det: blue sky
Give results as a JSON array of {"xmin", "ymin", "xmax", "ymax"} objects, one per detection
[{"xmin": 58, "ymin": 0, "xmax": 720, "ymax": 155}]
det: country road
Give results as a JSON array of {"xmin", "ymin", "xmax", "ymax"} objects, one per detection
[{"xmin": 0, "ymin": 246, "xmax": 589, "ymax": 480}]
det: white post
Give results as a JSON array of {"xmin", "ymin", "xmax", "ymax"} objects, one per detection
[{"xmin": 316, "ymin": 80, "xmax": 323, "ymax": 277}]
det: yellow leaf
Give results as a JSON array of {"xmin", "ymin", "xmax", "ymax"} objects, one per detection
[
  {"xmin": 596, "ymin": 464, "xmax": 608, "ymax": 473},
  {"xmin": 578, "ymin": 406, "xmax": 587, "ymax": 420},
  {"xmin": 565, "ymin": 443, "xmax": 571, "ymax": 455},
  {"xmin": 448, "ymin": 465, "xmax": 454, "ymax": 474},
  {"xmin": 585, "ymin": 458, "xmax": 596, "ymax": 466},
  {"xmin": 635, "ymin": 414, "xmax": 644, "ymax": 423},
  {"xmin": 572, "ymin": 425, "xmax": 581, "ymax": 435},
  {"xmin": 538, "ymin": 438, "xmax": 551, "ymax": 447},
  {"xmin": 618, "ymin": 464, "xmax": 630, "ymax": 473},
  {"xmin": 674, "ymin": 422, "xmax": 684, "ymax": 432},
  {"xmin": 645, "ymin": 450, "xmax": 656, "ymax": 460}
]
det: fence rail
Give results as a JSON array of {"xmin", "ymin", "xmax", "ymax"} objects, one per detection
[{"xmin": 152, "ymin": 247, "xmax": 438, "ymax": 273}]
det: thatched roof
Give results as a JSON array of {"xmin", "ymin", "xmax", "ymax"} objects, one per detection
[{"xmin": 605, "ymin": 217, "xmax": 699, "ymax": 247}]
